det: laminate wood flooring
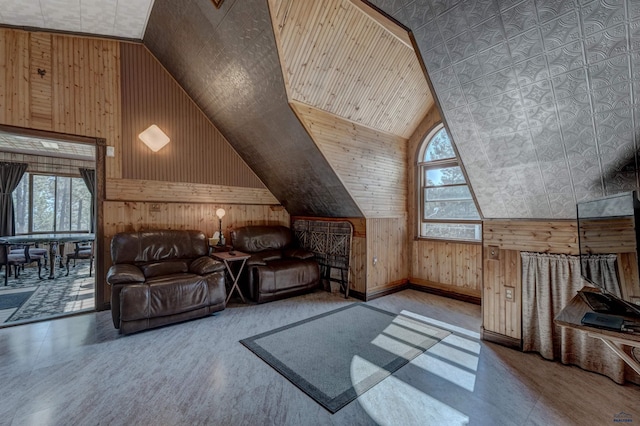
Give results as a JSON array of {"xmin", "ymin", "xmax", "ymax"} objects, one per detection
[{"xmin": 0, "ymin": 289, "xmax": 637, "ymax": 425}]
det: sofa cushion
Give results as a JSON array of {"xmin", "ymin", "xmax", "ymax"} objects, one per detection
[
  {"xmin": 284, "ymin": 248, "xmax": 315, "ymax": 260},
  {"xmin": 247, "ymin": 249, "xmax": 283, "ymax": 266},
  {"xmin": 231, "ymin": 225, "xmax": 293, "ymax": 252},
  {"xmin": 111, "ymin": 230, "xmax": 209, "ymax": 264},
  {"xmin": 252, "ymin": 259, "xmax": 320, "ymax": 295},
  {"xmin": 120, "ymin": 273, "xmax": 209, "ymax": 321},
  {"xmin": 140, "ymin": 260, "xmax": 189, "ymax": 278},
  {"xmin": 189, "ymin": 256, "xmax": 224, "ymax": 275},
  {"xmin": 107, "ymin": 264, "xmax": 146, "ymax": 284}
]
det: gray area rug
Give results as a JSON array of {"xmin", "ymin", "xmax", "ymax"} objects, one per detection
[
  {"xmin": 240, "ymin": 303, "xmax": 449, "ymax": 413},
  {"xmin": 1, "ymin": 262, "xmax": 94, "ymax": 324},
  {"xmin": 0, "ymin": 288, "xmax": 36, "ymax": 310}
]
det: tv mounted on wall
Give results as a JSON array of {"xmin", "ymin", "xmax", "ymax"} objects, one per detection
[{"xmin": 576, "ymin": 191, "xmax": 640, "ymax": 320}]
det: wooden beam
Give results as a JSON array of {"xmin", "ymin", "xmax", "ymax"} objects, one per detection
[{"xmin": 348, "ymin": 0, "xmax": 413, "ymax": 50}]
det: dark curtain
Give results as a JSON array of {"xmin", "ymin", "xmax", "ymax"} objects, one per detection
[
  {"xmin": 79, "ymin": 168, "xmax": 96, "ymax": 233},
  {"xmin": 0, "ymin": 162, "xmax": 28, "ymax": 236}
]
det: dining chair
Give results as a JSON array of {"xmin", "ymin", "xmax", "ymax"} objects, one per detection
[
  {"xmin": 0, "ymin": 244, "xmax": 43, "ymax": 286},
  {"xmin": 65, "ymin": 241, "xmax": 94, "ymax": 277}
]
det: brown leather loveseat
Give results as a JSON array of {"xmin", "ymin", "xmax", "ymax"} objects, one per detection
[
  {"xmin": 231, "ymin": 225, "xmax": 320, "ymax": 303},
  {"xmin": 106, "ymin": 230, "xmax": 226, "ymax": 334}
]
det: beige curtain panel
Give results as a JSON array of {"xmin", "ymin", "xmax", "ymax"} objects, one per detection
[
  {"xmin": 521, "ymin": 252, "xmax": 639, "ymax": 385},
  {"xmin": 581, "ymin": 254, "xmax": 621, "ymax": 297}
]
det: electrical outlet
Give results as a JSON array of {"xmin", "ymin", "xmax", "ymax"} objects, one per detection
[
  {"xmin": 150, "ymin": 203, "xmax": 161, "ymax": 212},
  {"xmin": 373, "ymin": 256, "xmax": 377, "ymax": 265},
  {"xmin": 505, "ymin": 286, "xmax": 515, "ymax": 301}
]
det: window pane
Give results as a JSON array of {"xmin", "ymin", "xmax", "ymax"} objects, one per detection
[
  {"xmin": 426, "ymin": 186, "xmax": 472, "ymax": 201},
  {"xmin": 424, "ymin": 128, "xmax": 455, "ymax": 161},
  {"xmin": 12, "ymin": 172, "xmax": 29, "ymax": 235},
  {"xmin": 71, "ymin": 178, "xmax": 91, "ymax": 231},
  {"xmin": 33, "ymin": 175, "xmax": 55, "ymax": 232},
  {"xmin": 421, "ymin": 222, "xmax": 482, "ymax": 241},
  {"xmin": 424, "ymin": 200, "xmax": 481, "ymax": 219},
  {"xmin": 55, "ymin": 177, "xmax": 72, "ymax": 232},
  {"xmin": 426, "ymin": 166, "xmax": 466, "ymax": 186}
]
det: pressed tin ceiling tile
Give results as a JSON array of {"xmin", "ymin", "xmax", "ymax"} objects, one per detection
[{"xmin": 368, "ymin": 0, "xmax": 640, "ymax": 218}]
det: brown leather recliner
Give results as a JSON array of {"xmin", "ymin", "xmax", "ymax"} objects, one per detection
[
  {"xmin": 231, "ymin": 225, "xmax": 320, "ymax": 303},
  {"xmin": 106, "ymin": 230, "xmax": 226, "ymax": 334}
]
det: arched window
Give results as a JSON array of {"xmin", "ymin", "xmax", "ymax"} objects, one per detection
[{"xmin": 417, "ymin": 124, "xmax": 481, "ymax": 241}]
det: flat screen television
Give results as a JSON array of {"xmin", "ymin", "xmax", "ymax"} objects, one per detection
[{"xmin": 576, "ymin": 191, "xmax": 640, "ymax": 319}]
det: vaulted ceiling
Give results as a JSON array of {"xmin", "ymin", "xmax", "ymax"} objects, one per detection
[
  {"xmin": 0, "ymin": 0, "xmax": 154, "ymax": 39},
  {"xmin": 1, "ymin": 0, "xmax": 639, "ymax": 220},
  {"xmin": 370, "ymin": 0, "xmax": 640, "ymax": 218}
]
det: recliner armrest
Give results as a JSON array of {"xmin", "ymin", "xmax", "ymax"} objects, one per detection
[
  {"xmin": 247, "ymin": 249, "xmax": 283, "ymax": 266},
  {"xmin": 107, "ymin": 264, "xmax": 145, "ymax": 285},
  {"xmin": 190, "ymin": 256, "xmax": 225, "ymax": 275},
  {"xmin": 284, "ymin": 248, "xmax": 315, "ymax": 260}
]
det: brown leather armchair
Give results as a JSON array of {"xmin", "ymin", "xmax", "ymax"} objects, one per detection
[
  {"xmin": 231, "ymin": 225, "xmax": 320, "ymax": 303},
  {"xmin": 106, "ymin": 230, "xmax": 226, "ymax": 334}
]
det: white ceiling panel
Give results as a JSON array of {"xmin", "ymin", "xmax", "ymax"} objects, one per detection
[
  {"xmin": 0, "ymin": 0, "xmax": 45, "ymax": 28},
  {"xmin": 0, "ymin": 0, "xmax": 154, "ymax": 39}
]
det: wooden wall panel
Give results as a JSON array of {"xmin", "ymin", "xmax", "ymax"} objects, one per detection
[
  {"xmin": 1, "ymin": 29, "xmax": 30, "ymax": 128},
  {"xmin": 366, "ymin": 216, "xmax": 409, "ymax": 294},
  {"xmin": 483, "ymin": 220, "xmax": 579, "ymax": 340},
  {"xmin": 0, "ymin": 29, "xmax": 121, "ymax": 180},
  {"xmin": 0, "ymin": 29, "xmax": 287, "ymax": 311},
  {"xmin": 29, "ymin": 33, "xmax": 53, "ymax": 129},
  {"xmin": 120, "ymin": 43, "xmax": 264, "ymax": 188},
  {"xmin": 269, "ymin": 0, "xmax": 432, "ymax": 139},
  {"xmin": 618, "ymin": 252, "xmax": 640, "ymax": 303},
  {"xmin": 107, "ymin": 179, "xmax": 279, "ymax": 205},
  {"xmin": 294, "ymin": 103, "xmax": 407, "ymax": 218},
  {"xmin": 411, "ymin": 239, "xmax": 482, "ymax": 297},
  {"xmin": 579, "ymin": 217, "xmax": 636, "ymax": 254},
  {"xmin": 49, "ymin": 34, "xmax": 121, "ymax": 179},
  {"xmin": 483, "ymin": 248, "xmax": 521, "ymax": 338},
  {"xmin": 483, "ymin": 220, "xmax": 579, "ymax": 254}
]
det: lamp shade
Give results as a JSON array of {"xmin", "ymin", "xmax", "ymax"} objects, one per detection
[
  {"xmin": 139, "ymin": 124, "xmax": 170, "ymax": 152},
  {"xmin": 216, "ymin": 208, "xmax": 226, "ymax": 219}
]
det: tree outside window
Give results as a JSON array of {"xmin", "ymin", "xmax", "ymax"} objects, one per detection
[
  {"xmin": 13, "ymin": 172, "xmax": 92, "ymax": 234},
  {"xmin": 418, "ymin": 125, "xmax": 481, "ymax": 241}
]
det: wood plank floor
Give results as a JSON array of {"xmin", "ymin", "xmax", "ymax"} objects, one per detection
[{"xmin": 0, "ymin": 288, "xmax": 638, "ymax": 425}]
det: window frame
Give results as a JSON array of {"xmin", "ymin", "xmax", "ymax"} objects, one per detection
[
  {"xmin": 14, "ymin": 171, "xmax": 92, "ymax": 235},
  {"xmin": 417, "ymin": 124, "xmax": 482, "ymax": 243}
]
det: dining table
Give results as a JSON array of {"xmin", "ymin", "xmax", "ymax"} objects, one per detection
[{"xmin": 0, "ymin": 233, "xmax": 95, "ymax": 279}]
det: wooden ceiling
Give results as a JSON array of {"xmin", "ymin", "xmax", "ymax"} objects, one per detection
[{"xmin": 269, "ymin": 0, "xmax": 433, "ymax": 139}]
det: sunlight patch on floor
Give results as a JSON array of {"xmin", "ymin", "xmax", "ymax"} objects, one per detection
[
  {"xmin": 356, "ymin": 309, "xmax": 480, "ymax": 425},
  {"xmin": 356, "ymin": 367, "xmax": 470, "ymax": 426}
]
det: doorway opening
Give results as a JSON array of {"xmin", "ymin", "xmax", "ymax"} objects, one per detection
[{"xmin": 0, "ymin": 125, "xmax": 104, "ymax": 327}]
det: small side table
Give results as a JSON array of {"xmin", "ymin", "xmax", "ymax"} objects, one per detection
[{"xmin": 212, "ymin": 250, "xmax": 251, "ymax": 304}]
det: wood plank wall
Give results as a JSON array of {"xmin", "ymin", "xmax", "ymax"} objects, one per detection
[
  {"xmin": 366, "ymin": 216, "xmax": 409, "ymax": 294},
  {"xmin": 0, "ymin": 29, "xmax": 121, "ymax": 173},
  {"xmin": 120, "ymin": 43, "xmax": 264, "ymax": 188},
  {"xmin": 482, "ymin": 220, "xmax": 578, "ymax": 340},
  {"xmin": 269, "ymin": 0, "xmax": 432, "ymax": 138},
  {"xmin": 0, "ymin": 29, "xmax": 287, "ymax": 309},
  {"xmin": 293, "ymin": 102, "xmax": 407, "ymax": 218},
  {"xmin": 411, "ymin": 240, "xmax": 482, "ymax": 297}
]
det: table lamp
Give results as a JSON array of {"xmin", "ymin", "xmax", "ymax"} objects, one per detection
[{"xmin": 216, "ymin": 208, "xmax": 226, "ymax": 246}]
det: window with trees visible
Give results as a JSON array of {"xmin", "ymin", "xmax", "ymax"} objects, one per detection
[
  {"xmin": 418, "ymin": 125, "xmax": 481, "ymax": 241},
  {"xmin": 13, "ymin": 172, "xmax": 92, "ymax": 234}
]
